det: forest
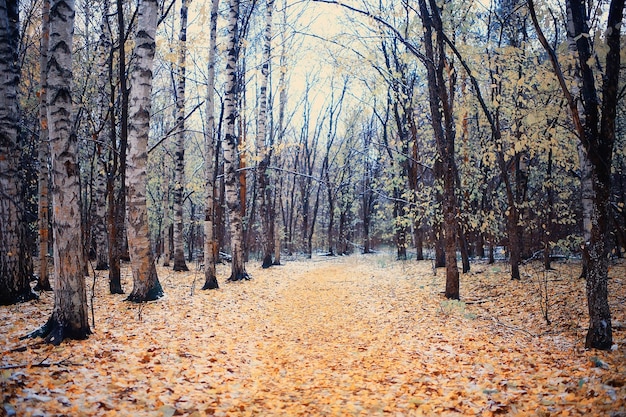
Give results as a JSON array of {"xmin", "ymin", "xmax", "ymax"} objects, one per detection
[{"xmin": 1, "ymin": 0, "xmax": 625, "ymax": 414}]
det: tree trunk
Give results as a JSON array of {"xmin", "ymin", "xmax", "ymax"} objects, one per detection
[
  {"xmin": 202, "ymin": 0, "xmax": 220, "ymax": 290},
  {"xmin": 256, "ymin": 0, "xmax": 274, "ymax": 269},
  {"xmin": 107, "ymin": 0, "xmax": 129, "ymax": 295},
  {"xmin": 434, "ymin": 227, "xmax": 446, "ymax": 268},
  {"xmin": 543, "ymin": 148, "xmax": 554, "ymax": 270},
  {"xmin": 570, "ymin": 0, "xmax": 622, "ymax": 350},
  {"xmin": 577, "ymin": 142, "xmax": 593, "ymax": 278},
  {"xmin": 394, "ymin": 193, "xmax": 408, "ymax": 261},
  {"xmin": 272, "ymin": 0, "xmax": 287, "ymax": 266},
  {"xmin": 419, "ymin": 0, "xmax": 459, "ymax": 299},
  {"xmin": 172, "ymin": 0, "xmax": 189, "ymax": 272},
  {"xmin": 31, "ymin": 0, "xmax": 91, "ymax": 343},
  {"xmin": 125, "ymin": 0, "xmax": 164, "ymax": 302},
  {"xmin": 0, "ymin": 0, "xmax": 38, "ymax": 305},
  {"xmin": 529, "ymin": 0, "xmax": 623, "ymax": 349},
  {"xmin": 93, "ymin": 1, "xmax": 111, "ymax": 271},
  {"xmin": 458, "ymin": 224, "xmax": 470, "ymax": 273},
  {"xmin": 223, "ymin": 0, "xmax": 249, "ymax": 281},
  {"xmin": 414, "ymin": 226, "xmax": 424, "ymax": 260},
  {"xmin": 162, "ymin": 170, "xmax": 171, "ymax": 266},
  {"xmin": 35, "ymin": 0, "xmax": 52, "ymax": 291}
]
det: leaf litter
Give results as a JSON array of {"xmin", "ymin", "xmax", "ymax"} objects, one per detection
[{"xmin": 1, "ymin": 253, "xmax": 625, "ymax": 416}]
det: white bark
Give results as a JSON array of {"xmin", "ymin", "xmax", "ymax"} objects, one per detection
[
  {"xmin": 256, "ymin": 0, "xmax": 274, "ymax": 268},
  {"xmin": 172, "ymin": 0, "xmax": 189, "ymax": 271},
  {"xmin": 125, "ymin": 0, "xmax": 163, "ymax": 301},
  {"xmin": 202, "ymin": 0, "xmax": 220, "ymax": 290},
  {"xmin": 223, "ymin": 0, "xmax": 249, "ymax": 280},
  {"xmin": 93, "ymin": 0, "xmax": 111, "ymax": 271},
  {"xmin": 46, "ymin": 0, "xmax": 90, "ymax": 341}
]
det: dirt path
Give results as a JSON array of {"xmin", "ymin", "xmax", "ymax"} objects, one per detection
[
  {"xmin": 241, "ymin": 260, "xmax": 404, "ymax": 414},
  {"xmin": 1, "ymin": 254, "xmax": 625, "ymax": 416}
]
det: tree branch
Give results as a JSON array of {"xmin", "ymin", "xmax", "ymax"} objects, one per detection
[
  {"xmin": 311, "ymin": 0, "xmax": 430, "ymax": 65},
  {"xmin": 527, "ymin": 0, "xmax": 584, "ymax": 139}
]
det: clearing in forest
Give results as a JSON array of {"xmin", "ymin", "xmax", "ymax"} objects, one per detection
[{"xmin": 1, "ymin": 253, "xmax": 625, "ymax": 416}]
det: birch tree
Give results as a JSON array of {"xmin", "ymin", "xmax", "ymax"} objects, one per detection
[
  {"xmin": 223, "ymin": 0, "xmax": 249, "ymax": 281},
  {"xmin": 125, "ymin": 0, "xmax": 164, "ymax": 301},
  {"xmin": 92, "ymin": 0, "xmax": 112, "ymax": 271},
  {"xmin": 256, "ymin": 0, "xmax": 274, "ymax": 268},
  {"xmin": 202, "ymin": 0, "xmax": 220, "ymax": 290},
  {"xmin": 35, "ymin": 0, "xmax": 52, "ymax": 291},
  {"xmin": 30, "ymin": 0, "xmax": 90, "ymax": 343},
  {"xmin": 172, "ymin": 0, "xmax": 189, "ymax": 272},
  {"xmin": 0, "ymin": 0, "xmax": 37, "ymax": 305}
]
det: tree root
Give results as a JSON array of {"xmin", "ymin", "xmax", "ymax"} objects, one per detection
[
  {"xmin": 22, "ymin": 316, "xmax": 90, "ymax": 346},
  {"xmin": 202, "ymin": 276, "xmax": 219, "ymax": 290},
  {"xmin": 227, "ymin": 272, "xmax": 251, "ymax": 282}
]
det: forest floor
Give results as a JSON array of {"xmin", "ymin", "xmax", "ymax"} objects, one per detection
[{"xmin": 1, "ymin": 253, "xmax": 625, "ymax": 416}]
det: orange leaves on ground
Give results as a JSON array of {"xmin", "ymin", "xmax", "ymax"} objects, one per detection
[{"xmin": 1, "ymin": 255, "xmax": 625, "ymax": 416}]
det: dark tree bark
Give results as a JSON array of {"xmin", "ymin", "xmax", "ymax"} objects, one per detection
[
  {"xmin": 35, "ymin": 0, "xmax": 52, "ymax": 291},
  {"xmin": 528, "ymin": 0, "xmax": 624, "ymax": 349},
  {"xmin": 92, "ymin": 0, "xmax": 112, "ymax": 272},
  {"xmin": 0, "ymin": 0, "xmax": 38, "ymax": 305},
  {"xmin": 106, "ymin": 0, "xmax": 129, "ymax": 295},
  {"xmin": 419, "ymin": 0, "xmax": 460, "ymax": 298}
]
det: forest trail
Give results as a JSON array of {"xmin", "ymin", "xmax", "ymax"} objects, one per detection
[
  {"xmin": 237, "ymin": 259, "xmax": 417, "ymax": 414},
  {"xmin": 1, "ymin": 254, "xmax": 625, "ymax": 416}
]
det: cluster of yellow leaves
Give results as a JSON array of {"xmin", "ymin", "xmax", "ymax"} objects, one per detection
[{"xmin": 1, "ymin": 255, "xmax": 625, "ymax": 416}]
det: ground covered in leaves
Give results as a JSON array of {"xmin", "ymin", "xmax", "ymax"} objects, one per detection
[{"xmin": 2, "ymin": 253, "xmax": 625, "ymax": 416}]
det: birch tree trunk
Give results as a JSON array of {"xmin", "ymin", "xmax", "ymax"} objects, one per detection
[
  {"xmin": 256, "ymin": 0, "xmax": 274, "ymax": 268},
  {"xmin": 36, "ymin": 0, "xmax": 52, "ymax": 291},
  {"xmin": 162, "ymin": 167, "xmax": 171, "ymax": 266},
  {"xmin": 93, "ymin": 0, "xmax": 112, "ymax": 271},
  {"xmin": 125, "ymin": 0, "xmax": 163, "ymax": 301},
  {"xmin": 202, "ymin": 0, "xmax": 220, "ymax": 290},
  {"xmin": 0, "ymin": 0, "xmax": 38, "ymax": 305},
  {"xmin": 223, "ymin": 0, "xmax": 249, "ymax": 281},
  {"xmin": 30, "ymin": 0, "xmax": 90, "ymax": 343},
  {"xmin": 172, "ymin": 0, "xmax": 189, "ymax": 271},
  {"xmin": 272, "ymin": 0, "xmax": 288, "ymax": 265}
]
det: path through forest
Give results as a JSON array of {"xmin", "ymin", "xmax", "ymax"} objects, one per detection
[{"xmin": 2, "ymin": 254, "xmax": 625, "ymax": 416}]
